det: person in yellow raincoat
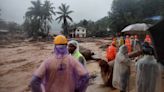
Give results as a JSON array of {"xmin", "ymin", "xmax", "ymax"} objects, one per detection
[
  {"xmin": 68, "ymin": 40, "xmax": 86, "ymax": 67},
  {"xmin": 119, "ymin": 36, "xmax": 124, "ymax": 47}
]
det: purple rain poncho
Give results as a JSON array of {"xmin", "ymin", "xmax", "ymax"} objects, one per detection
[{"xmin": 31, "ymin": 45, "xmax": 89, "ymax": 92}]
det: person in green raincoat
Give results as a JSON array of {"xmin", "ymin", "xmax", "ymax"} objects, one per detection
[{"xmin": 68, "ymin": 40, "xmax": 87, "ymax": 67}]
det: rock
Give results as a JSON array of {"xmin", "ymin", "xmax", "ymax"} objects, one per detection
[{"xmin": 79, "ymin": 46, "xmax": 94, "ymax": 60}]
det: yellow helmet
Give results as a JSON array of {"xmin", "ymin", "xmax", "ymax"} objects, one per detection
[{"xmin": 54, "ymin": 35, "xmax": 68, "ymax": 45}]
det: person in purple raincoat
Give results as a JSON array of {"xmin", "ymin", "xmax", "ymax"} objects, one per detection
[{"xmin": 31, "ymin": 35, "xmax": 89, "ymax": 92}]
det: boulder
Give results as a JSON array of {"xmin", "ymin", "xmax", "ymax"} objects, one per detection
[{"xmin": 79, "ymin": 46, "xmax": 94, "ymax": 60}]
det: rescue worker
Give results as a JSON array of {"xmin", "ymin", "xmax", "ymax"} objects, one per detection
[
  {"xmin": 113, "ymin": 37, "xmax": 119, "ymax": 48},
  {"xmin": 112, "ymin": 45, "xmax": 131, "ymax": 92},
  {"xmin": 133, "ymin": 35, "xmax": 142, "ymax": 52},
  {"xmin": 144, "ymin": 34, "xmax": 152, "ymax": 45},
  {"xmin": 136, "ymin": 42, "xmax": 161, "ymax": 92},
  {"xmin": 125, "ymin": 35, "xmax": 132, "ymax": 53},
  {"xmin": 119, "ymin": 36, "xmax": 124, "ymax": 47},
  {"xmin": 68, "ymin": 40, "xmax": 86, "ymax": 67},
  {"xmin": 31, "ymin": 35, "xmax": 89, "ymax": 92},
  {"xmin": 106, "ymin": 41, "xmax": 117, "ymax": 62},
  {"xmin": 106, "ymin": 41, "xmax": 117, "ymax": 89}
]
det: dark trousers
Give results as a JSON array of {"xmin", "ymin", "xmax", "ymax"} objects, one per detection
[
  {"xmin": 108, "ymin": 67, "xmax": 114, "ymax": 87},
  {"xmin": 120, "ymin": 91, "xmax": 126, "ymax": 92}
]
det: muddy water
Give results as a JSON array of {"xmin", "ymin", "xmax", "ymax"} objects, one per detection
[
  {"xmin": 80, "ymin": 42, "xmax": 119, "ymax": 92},
  {"xmin": 0, "ymin": 41, "xmax": 163, "ymax": 92}
]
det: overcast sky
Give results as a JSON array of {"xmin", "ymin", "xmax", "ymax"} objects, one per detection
[{"xmin": 0, "ymin": 0, "xmax": 113, "ymax": 31}]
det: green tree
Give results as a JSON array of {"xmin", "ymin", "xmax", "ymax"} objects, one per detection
[
  {"xmin": 109, "ymin": 0, "xmax": 141, "ymax": 33},
  {"xmin": 42, "ymin": 0, "xmax": 55, "ymax": 36},
  {"xmin": 108, "ymin": 0, "xmax": 164, "ymax": 33},
  {"xmin": 24, "ymin": 0, "xmax": 55, "ymax": 38},
  {"xmin": 56, "ymin": 3, "xmax": 73, "ymax": 37},
  {"xmin": 25, "ymin": 0, "xmax": 44, "ymax": 38}
]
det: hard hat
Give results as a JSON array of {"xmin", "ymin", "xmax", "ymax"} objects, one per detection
[{"xmin": 54, "ymin": 35, "xmax": 68, "ymax": 45}]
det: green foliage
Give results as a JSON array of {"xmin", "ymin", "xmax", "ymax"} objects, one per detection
[
  {"xmin": 109, "ymin": 0, "xmax": 164, "ymax": 33},
  {"xmin": 56, "ymin": 3, "xmax": 73, "ymax": 37},
  {"xmin": 0, "ymin": 20, "xmax": 21, "ymax": 32},
  {"xmin": 24, "ymin": 0, "xmax": 55, "ymax": 38},
  {"xmin": 73, "ymin": 18, "xmax": 112, "ymax": 37},
  {"xmin": 73, "ymin": 0, "xmax": 164, "ymax": 37}
]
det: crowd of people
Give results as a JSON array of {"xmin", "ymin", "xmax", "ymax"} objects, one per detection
[
  {"xmin": 106, "ymin": 34, "xmax": 161, "ymax": 92},
  {"xmin": 30, "ymin": 34, "xmax": 161, "ymax": 92}
]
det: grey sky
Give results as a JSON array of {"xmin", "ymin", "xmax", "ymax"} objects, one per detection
[{"xmin": 0, "ymin": 0, "xmax": 113, "ymax": 31}]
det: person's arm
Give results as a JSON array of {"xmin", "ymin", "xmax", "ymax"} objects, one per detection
[
  {"xmin": 128, "ymin": 50, "xmax": 142, "ymax": 58},
  {"xmin": 119, "ymin": 54, "xmax": 131, "ymax": 67},
  {"xmin": 31, "ymin": 76, "xmax": 42, "ymax": 92},
  {"xmin": 74, "ymin": 59, "xmax": 89, "ymax": 92},
  {"xmin": 79, "ymin": 56, "xmax": 86, "ymax": 66},
  {"xmin": 31, "ymin": 60, "xmax": 47, "ymax": 92}
]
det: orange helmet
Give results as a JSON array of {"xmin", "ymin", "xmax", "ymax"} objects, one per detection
[{"xmin": 54, "ymin": 35, "xmax": 68, "ymax": 45}]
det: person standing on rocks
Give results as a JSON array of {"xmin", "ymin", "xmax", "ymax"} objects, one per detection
[{"xmin": 31, "ymin": 35, "xmax": 89, "ymax": 92}]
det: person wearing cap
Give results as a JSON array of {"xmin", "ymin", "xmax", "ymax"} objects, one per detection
[
  {"xmin": 135, "ymin": 42, "xmax": 161, "ymax": 92},
  {"xmin": 31, "ymin": 35, "xmax": 89, "ymax": 92},
  {"xmin": 68, "ymin": 40, "xmax": 86, "ymax": 67},
  {"xmin": 105, "ymin": 41, "xmax": 117, "ymax": 89}
]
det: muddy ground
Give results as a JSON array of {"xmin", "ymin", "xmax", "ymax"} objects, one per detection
[{"xmin": 0, "ymin": 38, "xmax": 163, "ymax": 92}]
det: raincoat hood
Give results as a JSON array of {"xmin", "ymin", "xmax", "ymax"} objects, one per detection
[
  {"xmin": 112, "ymin": 45, "xmax": 131, "ymax": 91},
  {"xmin": 119, "ymin": 45, "xmax": 128, "ymax": 55},
  {"xmin": 68, "ymin": 40, "xmax": 80, "ymax": 53}
]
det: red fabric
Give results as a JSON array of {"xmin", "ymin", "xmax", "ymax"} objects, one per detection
[
  {"xmin": 106, "ymin": 45, "xmax": 117, "ymax": 62},
  {"xmin": 135, "ymin": 35, "xmax": 138, "ymax": 39},
  {"xmin": 144, "ymin": 35, "xmax": 152, "ymax": 45},
  {"xmin": 125, "ymin": 38, "xmax": 132, "ymax": 53}
]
